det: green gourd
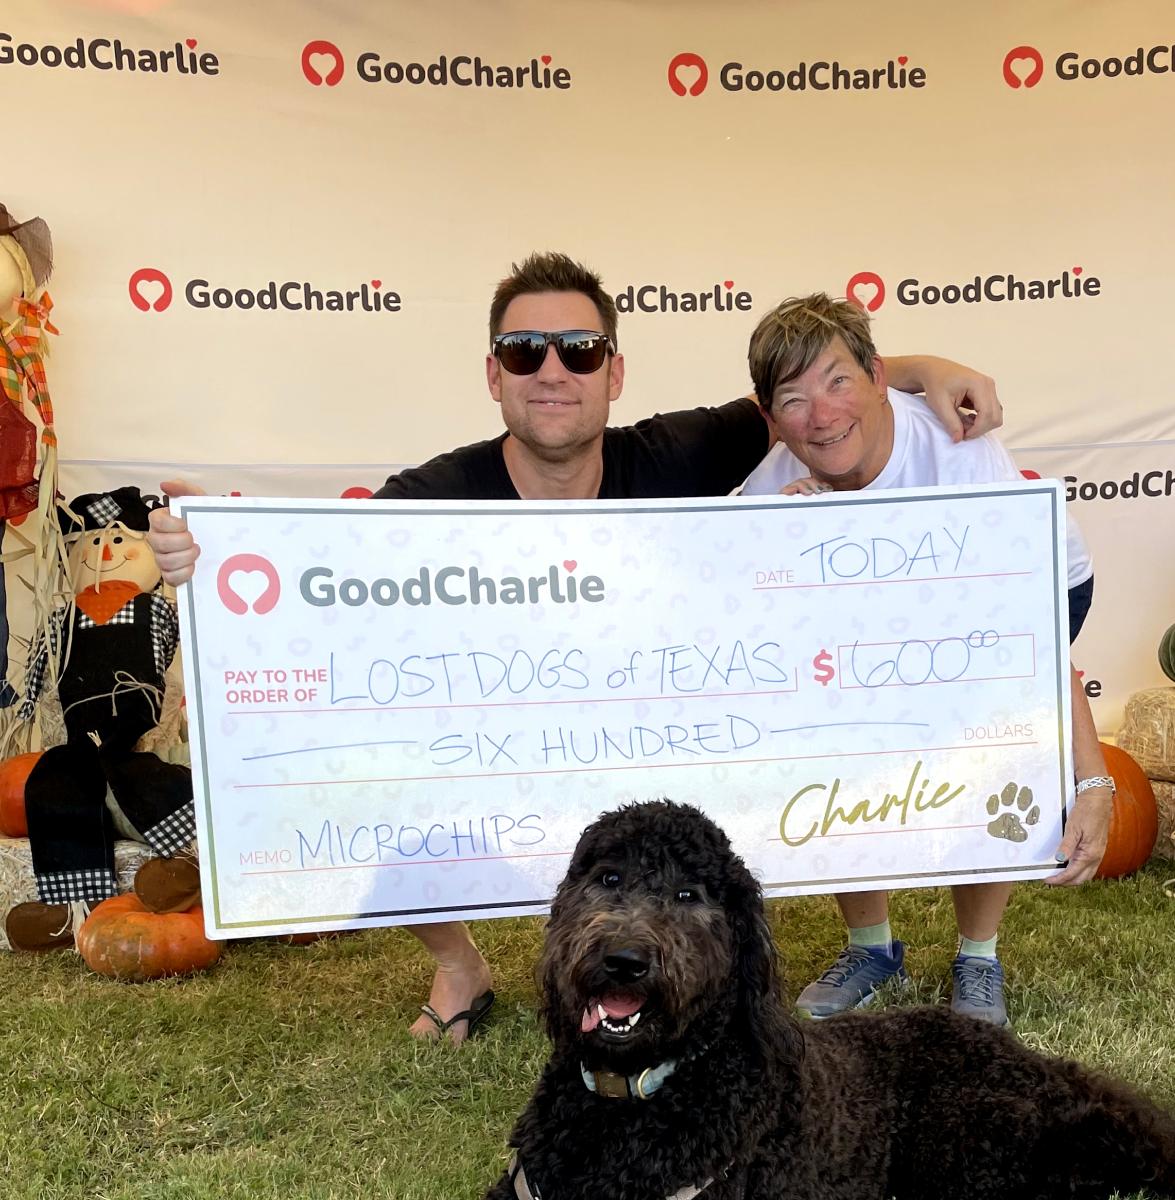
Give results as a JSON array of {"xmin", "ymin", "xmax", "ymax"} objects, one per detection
[{"xmin": 1160, "ymin": 624, "xmax": 1175, "ymax": 683}]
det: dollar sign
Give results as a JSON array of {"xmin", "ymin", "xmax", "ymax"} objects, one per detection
[{"xmin": 812, "ymin": 648, "xmax": 835, "ymax": 687}]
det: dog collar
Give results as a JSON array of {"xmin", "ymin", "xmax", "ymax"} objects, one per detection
[
  {"xmin": 509, "ymin": 1154, "xmax": 715, "ymax": 1200},
  {"xmin": 579, "ymin": 1058, "xmax": 678, "ymax": 1100}
]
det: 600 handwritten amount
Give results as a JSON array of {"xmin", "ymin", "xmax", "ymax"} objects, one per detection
[{"xmin": 837, "ymin": 630, "xmax": 1033, "ymax": 689}]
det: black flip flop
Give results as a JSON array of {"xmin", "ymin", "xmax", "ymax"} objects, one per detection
[{"xmin": 419, "ymin": 988, "xmax": 495, "ymax": 1039}]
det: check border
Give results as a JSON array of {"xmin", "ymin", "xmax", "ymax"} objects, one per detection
[{"xmin": 177, "ymin": 484, "xmax": 1070, "ymax": 931}]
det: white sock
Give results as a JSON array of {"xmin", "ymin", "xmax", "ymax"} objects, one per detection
[
  {"xmin": 848, "ymin": 920, "xmax": 893, "ymax": 956},
  {"xmin": 958, "ymin": 934, "xmax": 998, "ymax": 960}
]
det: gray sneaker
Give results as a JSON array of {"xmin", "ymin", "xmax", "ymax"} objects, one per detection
[
  {"xmin": 951, "ymin": 955, "xmax": 1008, "ymax": 1026},
  {"xmin": 796, "ymin": 942, "xmax": 908, "ymax": 1018}
]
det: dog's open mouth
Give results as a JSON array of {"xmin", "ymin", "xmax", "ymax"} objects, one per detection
[{"xmin": 581, "ymin": 992, "xmax": 647, "ymax": 1037}]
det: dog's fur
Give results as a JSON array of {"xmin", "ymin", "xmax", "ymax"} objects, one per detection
[{"xmin": 485, "ymin": 800, "xmax": 1175, "ymax": 1200}]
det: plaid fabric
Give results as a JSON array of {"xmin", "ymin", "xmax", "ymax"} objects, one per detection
[
  {"xmin": 0, "ymin": 343, "xmax": 21, "ymax": 415},
  {"xmin": 36, "ymin": 866, "xmax": 119, "ymax": 905},
  {"xmin": 83, "ymin": 494, "xmax": 121, "ymax": 525},
  {"xmin": 0, "ymin": 292, "xmax": 58, "ymax": 443},
  {"xmin": 17, "ymin": 607, "xmax": 63, "ymax": 719},
  {"xmin": 0, "ymin": 329, "xmax": 22, "ymax": 410},
  {"xmin": 149, "ymin": 593, "xmax": 179, "ymax": 679},
  {"xmin": 18, "ymin": 593, "xmax": 178, "ymax": 718},
  {"xmin": 141, "ymin": 801, "xmax": 197, "ymax": 856}
]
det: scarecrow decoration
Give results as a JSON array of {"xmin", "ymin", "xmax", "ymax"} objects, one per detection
[
  {"xmin": 0, "ymin": 202, "xmax": 60, "ymax": 715},
  {"xmin": 4, "ymin": 487, "xmax": 201, "ymax": 951}
]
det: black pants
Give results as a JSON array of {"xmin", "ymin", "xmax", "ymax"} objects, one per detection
[{"xmin": 24, "ymin": 739, "xmax": 195, "ymax": 905}]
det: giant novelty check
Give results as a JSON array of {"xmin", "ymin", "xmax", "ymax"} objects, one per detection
[{"xmin": 177, "ymin": 483, "xmax": 1074, "ymax": 938}]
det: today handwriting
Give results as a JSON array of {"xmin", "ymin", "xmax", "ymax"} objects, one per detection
[{"xmin": 800, "ymin": 525, "xmax": 970, "ymax": 583}]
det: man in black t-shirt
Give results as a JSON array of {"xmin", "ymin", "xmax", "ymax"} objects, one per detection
[
  {"xmin": 372, "ymin": 254, "xmax": 998, "ymax": 504},
  {"xmin": 149, "ymin": 251, "xmax": 1003, "ymax": 1043},
  {"xmin": 373, "ymin": 395, "xmax": 770, "ymax": 501}
]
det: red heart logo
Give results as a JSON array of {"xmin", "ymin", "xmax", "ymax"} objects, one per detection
[
  {"xmin": 128, "ymin": 267, "xmax": 174, "ymax": 313},
  {"xmin": 723, "ymin": 280, "xmax": 734, "ymax": 289},
  {"xmin": 541, "ymin": 54, "xmax": 552, "ymax": 65},
  {"xmin": 1002, "ymin": 45, "xmax": 1045, "ymax": 89},
  {"xmin": 186, "ymin": 37, "xmax": 197, "ymax": 49},
  {"xmin": 898, "ymin": 55, "xmax": 907, "ymax": 65},
  {"xmin": 667, "ymin": 51, "xmax": 708, "ymax": 97},
  {"xmin": 1072, "ymin": 266, "xmax": 1082, "ymax": 276},
  {"xmin": 845, "ymin": 270, "xmax": 886, "ymax": 313},
  {"xmin": 301, "ymin": 40, "xmax": 346, "ymax": 87},
  {"xmin": 217, "ymin": 554, "xmax": 282, "ymax": 616},
  {"xmin": 371, "ymin": 279, "xmax": 382, "ymax": 289},
  {"xmin": 563, "ymin": 559, "xmax": 577, "ymax": 572}
]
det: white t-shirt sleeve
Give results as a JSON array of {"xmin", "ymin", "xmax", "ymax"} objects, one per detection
[
  {"xmin": 739, "ymin": 442, "xmax": 806, "ymax": 495},
  {"xmin": 954, "ymin": 430, "xmax": 1092, "ymax": 587}
]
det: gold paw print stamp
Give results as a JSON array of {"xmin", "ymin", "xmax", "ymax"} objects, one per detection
[{"xmin": 985, "ymin": 782, "xmax": 1039, "ymax": 843}]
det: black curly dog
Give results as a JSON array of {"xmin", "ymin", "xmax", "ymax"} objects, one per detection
[{"xmin": 486, "ymin": 800, "xmax": 1175, "ymax": 1200}]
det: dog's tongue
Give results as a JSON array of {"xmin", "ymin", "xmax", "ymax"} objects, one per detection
[{"xmin": 580, "ymin": 992, "xmax": 643, "ymax": 1032}]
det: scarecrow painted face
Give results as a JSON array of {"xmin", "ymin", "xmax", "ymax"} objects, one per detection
[{"xmin": 72, "ymin": 523, "xmax": 163, "ymax": 594}]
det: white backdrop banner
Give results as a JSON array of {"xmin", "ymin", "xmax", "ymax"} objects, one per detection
[
  {"xmin": 3, "ymin": 0, "xmax": 1174, "ymax": 736},
  {"xmin": 177, "ymin": 484, "xmax": 1072, "ymax": 937}
]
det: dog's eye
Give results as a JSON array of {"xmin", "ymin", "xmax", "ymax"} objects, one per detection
[
  {"xmin": 600, "ymin": 870, "xmax": 622, "ymax": 888},
  {"xmin": 675, "ymin": 887, "xmax": 700, "ymax": 903}
]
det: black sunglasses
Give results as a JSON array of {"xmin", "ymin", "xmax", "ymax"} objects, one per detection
[{"xmin": 491, "ymin": 329, "xmax": 615, "ymax": 376}]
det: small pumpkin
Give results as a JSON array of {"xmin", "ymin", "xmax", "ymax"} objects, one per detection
[
  {"xmin": 1094, "ymin": 743, "xmax": 1159, "ymax": 879},
  {"xmin": 77, "ymin": 893, "xmax": 223, "ymax": 981},
  {"xmin": 1159, "ymin": 623, "xmax": 1175, "ymax": 683},
  {"xmin": 0, "ymin": 750, "xmax": 41, "ymax": 837}
]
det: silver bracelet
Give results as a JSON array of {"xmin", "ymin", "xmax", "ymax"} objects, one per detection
[{"xmin": 1075, "ymin": 774, "xmax": 1116, "ymax": 797}]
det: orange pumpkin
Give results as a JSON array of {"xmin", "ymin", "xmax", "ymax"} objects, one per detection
[
  {"xmin": 0, "ymin": 750, "xmax": 41, "ymax": 837},
  {"xmin": 77, "ymin": 893, "xmax": 223, "ymax": 981},
  {"xmin": 1094, "ymin": 743, "xmax": 1159, "ymax": 879}
]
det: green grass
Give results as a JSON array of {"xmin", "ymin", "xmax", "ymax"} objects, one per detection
[{"xmin": 3, "ymin": 866, "xmax": 1173, "ymax": 1199}]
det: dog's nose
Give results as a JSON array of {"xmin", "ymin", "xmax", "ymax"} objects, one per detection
[{"xmin": 603, "ymin": 947, "xmax": 650, "ymax": 984}]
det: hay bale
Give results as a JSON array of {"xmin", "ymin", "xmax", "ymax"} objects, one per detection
[
  {"xmin": 1151, "ymin": 781, "xmax": 1175, "ymax": 864},
  {"xmin": 1117, "ymin": 687, "xmax": 1175, "ymax": 783},
  {"xmin": 0, "ymin": 837, "xmax": 155, "ymax": 951}
]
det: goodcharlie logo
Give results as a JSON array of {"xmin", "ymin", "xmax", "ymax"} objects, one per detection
[
  {"xmin": 616, "ymin": 278, "xmax": 753, "ymax": 314},
  {"xmin": 0, "ymin": 31, "xmax": 219, "ymax": 74},
  {"xmin": 300, "ymin": 561, "xmax": 605, "ymax": 607},
  {"xmin": 667, "ymin": 48, "xmax": 925, "ymax": 95},
  {"xmin": 847, "ymin": 265, "xmax": 1101, "ymax": 310},
  {"xmin": 128, "ymin": 268, "xmax": 402, "ymax": 314},
  {"xmin": 1003, "ymin": 40, "xmax": 1175, "ymax": 88},
  {"xmin": 301, "ymin": 38, "xmax": 571, "ymax": 89},
  {"xmin": 1064, "ymin": 469, "xmax": 1175, "ymax": 502}
]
